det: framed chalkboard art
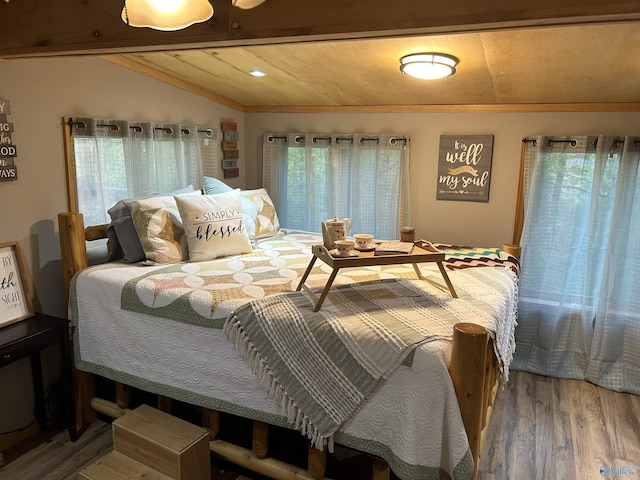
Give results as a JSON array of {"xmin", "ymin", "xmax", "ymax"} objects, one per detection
[
  {"xmin": 0, "ymin": 241, "xmax": 34, "ymax": 328},
  {"xmin": 436, "ymin": 135, "xmax": 494, "ymax": 202}
]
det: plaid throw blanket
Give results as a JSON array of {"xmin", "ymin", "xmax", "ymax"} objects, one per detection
[{"xmin": 224, "ymin": 268, "xmax": 517, "ymax": 450}]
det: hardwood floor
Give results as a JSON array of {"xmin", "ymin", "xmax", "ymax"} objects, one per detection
[
  {"xmin": 477, "ymin": 370, "xmax": 640, "ymax": 480},
  {"xmin": 1, "ymin": 370, "xmax": 639, "ymax": 480}
]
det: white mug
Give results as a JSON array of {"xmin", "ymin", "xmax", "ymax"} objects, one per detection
[
  {"xmin": 334, "ymin": 239, "xmax": 355, "ymax": 256},
  {"xmin": 354, "ymin": 233, "xmax": 373, "ymax": 249}
]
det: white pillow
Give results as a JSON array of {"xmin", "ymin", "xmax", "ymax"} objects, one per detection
[
  {"xmin": 175, "ymin": 190, "xmax": 252, "ymax": 261},
  {"xmin": 203, "ymin": 176, "xmax": 258, "ymax": 240}
]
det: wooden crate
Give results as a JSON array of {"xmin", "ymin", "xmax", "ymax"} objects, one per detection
[
  {"xmin": 79, "ymin": 451, "xmax": 172, "ymax": 480},
  {"xmin": 112, "ymin": 404, "xmax": 211, "ymax": 480}
]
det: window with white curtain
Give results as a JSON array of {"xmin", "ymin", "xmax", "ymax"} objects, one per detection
[
  {"xmin": 262, "ymin": 133, "xmax": 410, "ymax": 240},
  {"xmin": 67, "ymin": 117, "xmax": 218, "ymax": 226},
  {"xmin": 514, "ymin": 135, "xmax": 640, "ymax": 395}
]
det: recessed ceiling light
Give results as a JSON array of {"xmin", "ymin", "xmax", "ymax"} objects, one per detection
[{"xmin": 249, "ymin": 70, "xmax": 266, "ymax": 77}]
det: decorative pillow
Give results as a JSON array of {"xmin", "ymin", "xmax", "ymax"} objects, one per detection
[
  {"xmin": 107, "ymin": 185, "xmax": 199, "ymax": 263},
  {"xmin": 203, "ymin": 176, "xmax": 258, "ymax": 240},
  {"xmin": 242, "ymin": 188, "xmax": 281, "ymax": 239},
  {"xmin": 108, "ymin": 215, "xmax": 145, "ymax": 263},
  {"xmin": 203, "ymin": 176, "xmax": 232, "ymax": 194},
  {"xmin": 130, "ymin": 195, "xmax": 190, "ymax": 265},
  {"xmin": 175, "ymin": 190, "xmax": 252, "ymax": 261}
]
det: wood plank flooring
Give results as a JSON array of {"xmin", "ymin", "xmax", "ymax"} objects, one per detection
[{"xmin": 1, "ymin": 370, "xmax": 639, "ymax": 480}]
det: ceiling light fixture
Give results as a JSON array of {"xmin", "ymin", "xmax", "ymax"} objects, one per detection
[
  {"xmin": 399, "ymin": 53, "xmax": 458, "ymax": 80},
  {"xmin": 122, "ymin": 0, "xmax": 214, "ymax": 31},
  {"xmin": 249, "ymin": 69, "xmax": 266, "ymax": 77}
]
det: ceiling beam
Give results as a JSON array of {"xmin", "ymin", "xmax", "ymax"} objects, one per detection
[{"xmin": 1, "ymin": 0, "xmax": 640, "ymax": 58}]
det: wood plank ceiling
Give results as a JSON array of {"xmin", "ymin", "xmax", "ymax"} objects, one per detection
[
  {"xmin": 106, "ymin": 22, "xmax": 640, "ymax": 112},
  {"xmin": 2, "ymin": 0, "xmax": 639, "ymax": 112}
]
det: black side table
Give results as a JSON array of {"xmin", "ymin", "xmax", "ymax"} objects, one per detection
[{"xmin": 0, "ymin": 313, "xmax": 77, "ymax": 442}]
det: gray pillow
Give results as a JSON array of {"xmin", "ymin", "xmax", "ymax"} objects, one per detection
[{"xmin": 107, "ymin": 200, "xmax": 144, "ymax": 263}]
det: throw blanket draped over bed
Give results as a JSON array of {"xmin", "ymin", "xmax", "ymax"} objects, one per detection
[{"xmin": 224, "ymin": 267, "xmax": 517, "ymax": 450}]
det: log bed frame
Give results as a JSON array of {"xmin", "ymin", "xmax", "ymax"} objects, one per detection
[{"xmin": 58, "ymin": 211, "xmax": 520, "ymax": 480}]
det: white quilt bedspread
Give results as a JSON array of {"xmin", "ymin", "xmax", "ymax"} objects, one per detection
[{"xmin": 70, "ymin": 231, "xmax": 518, "ymax": 480}]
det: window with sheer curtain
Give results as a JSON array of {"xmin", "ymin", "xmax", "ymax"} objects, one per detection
[
  {"xmin": 513, "ymin": 135, "xmax": 640, "ymax": 395},
  {"xmin": 67, "ymin": 117, "xmax": 218, "ymax": 226},
  {"xmin": 262, "ymin": 133, "xmax": 410, "ymax": 240}
]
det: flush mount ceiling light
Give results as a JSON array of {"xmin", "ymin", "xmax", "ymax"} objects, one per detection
[
  {"xmin": 122, "ymin": 0, "xmax": 214, "ymax": 31},
  {"xmin": 399, "ymin": 53, "xmax": 459, "ymax": 80},
  {"xmin": 249, "ymin": 69, "xmax": 266, "ymax": 77}
]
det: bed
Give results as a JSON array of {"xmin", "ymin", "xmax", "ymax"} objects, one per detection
[{"xmin": 58, "ymin": 210, "xmax": 519, "ymax": 480}]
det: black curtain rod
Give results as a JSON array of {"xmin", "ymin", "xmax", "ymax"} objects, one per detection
[
  {"xmin": 269, "ymin": 135, "xmax": 408, "ymax": 145},
  {"xmin": 69, "ymin": 119, "xmax": 214, "ymax": 136},
  {"xmin": 523, "ymin": 137, "xmax": 640, "ymax": 148}
]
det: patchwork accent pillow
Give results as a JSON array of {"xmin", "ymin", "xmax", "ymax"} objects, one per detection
[
  {"xmin": 203, "ymin": 176, "xmax": 258, "ymax": 240},
  {"xmin": 107, "ymin": 185, "xmax": 198, "ymax": 263},
  {"xmin": 242, "ymin": 188, "xmax": 281, "ymax": 239},
  {"xmin": 130, "ymin": 195, "xmax": 189, "ymax": 265},
  {"xmin": 175, "ymin": 190, "xmax": 252, "ymax": 261}
]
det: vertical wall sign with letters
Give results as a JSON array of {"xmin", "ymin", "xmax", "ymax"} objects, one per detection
[
  {"xmin": 0, "ymin": 98, "xmax": 18, "ymax": 182},
  {"xmin": 221, "ymin": 121, "xmax": 239, "ymax": 179},
  {"xmin": 436, "ymin": 135, "xmax": 494, "ymax": 202}
]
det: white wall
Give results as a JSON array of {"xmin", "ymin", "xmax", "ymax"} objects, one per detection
[
  {"xmin": 245, "ymin": 111, "xmax": 640, "ymax": 247},
  {"xmin": 0, "ymin": 55, "xmax": 244, "ymax": 435}
]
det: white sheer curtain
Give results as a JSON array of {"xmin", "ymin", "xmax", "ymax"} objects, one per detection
[
  {"xmin": 69, "ymin": 118, "xmax": 217, "ymax": 226},
  {"xmin": 262, "ymin": 133, "xmax": 410, "ymax": 240},
  {"xmin": 513, "ymin": 135, "xmax": 640, "ymax": 394}
]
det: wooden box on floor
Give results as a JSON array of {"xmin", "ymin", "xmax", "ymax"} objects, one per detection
[
  {"xmin": 112, "ymin": 404, "xmax": 211, "ymax": 480},
  {"xmin": 79, "ymin": 451, "xmax": 173, "ymax": 480}
]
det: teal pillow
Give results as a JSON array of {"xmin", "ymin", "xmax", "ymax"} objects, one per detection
[
  {"xmin": 203, "ymin": 177, "xmax": 258, "ymax": 240},
  {"xmin": 203, "ymin": 176, "xmax": 232, "ymax": 195}
]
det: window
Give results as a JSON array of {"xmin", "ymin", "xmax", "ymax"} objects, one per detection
[
  {"xmin": 262, "ymin": 133, "xmax": 410, "ymax": 240},
  {"xmin": 514, "ymin": 135, "xmax": 640, "ymax": 394},
  {"xmin": 66, "ymin": 118, "xmax": 218, "ymax": 226}
]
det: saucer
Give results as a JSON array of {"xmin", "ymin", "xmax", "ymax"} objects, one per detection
[
  {"xmin": 354, "ymin": 243, "xmax": 375, "ymax": 252},
  {"xmin": 329, "ymin": 249, "xmax": 359, "ymax": 257}
]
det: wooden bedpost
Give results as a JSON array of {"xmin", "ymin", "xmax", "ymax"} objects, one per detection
[
  {"xmin": 59, "ymin": 212, "xmax": 88, "ymax": 308},
  {"xmin": 449, "ymin": 322, "xmax": 489, "ymax": 480},
  {"xmin": 58, "ymin": 212, "xmax": 97, "ymax": 431},
  {"xmin": 502, "ymin": 243, "xmax": 521, "ymax": 261}
]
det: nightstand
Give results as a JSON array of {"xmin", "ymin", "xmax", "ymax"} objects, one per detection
[{"xmin": 0, "ymin": 313, "xmax": 77, "ymax": 443}]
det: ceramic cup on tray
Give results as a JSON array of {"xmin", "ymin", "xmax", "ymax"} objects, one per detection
[
  {"xmin": 353, "ymin": 233, "xmax": 374, "ymax": 249},
  {"xmin": 334, "ymin": 239, "xmax": 356, "ymax": 256}
]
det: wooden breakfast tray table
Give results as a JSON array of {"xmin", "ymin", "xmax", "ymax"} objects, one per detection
[{"xmin": 296, "ymin": 244, "xmax": 458, "ymax": 311}]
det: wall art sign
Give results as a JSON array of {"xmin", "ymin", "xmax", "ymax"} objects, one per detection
[
  {"xmin": 0, "ymin": 98, "xmax": 18, "ymax": 182},
  {"xmin": 221, "ymin": 121, "xmax": 239, "ymax": 178},
  {"xmin": 436, "ymin": 135, "xmax": 494, "ymax": 202},
  {"xmin": 0, "ymin": 241, "xmax": 34, "ymax": 327}
]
